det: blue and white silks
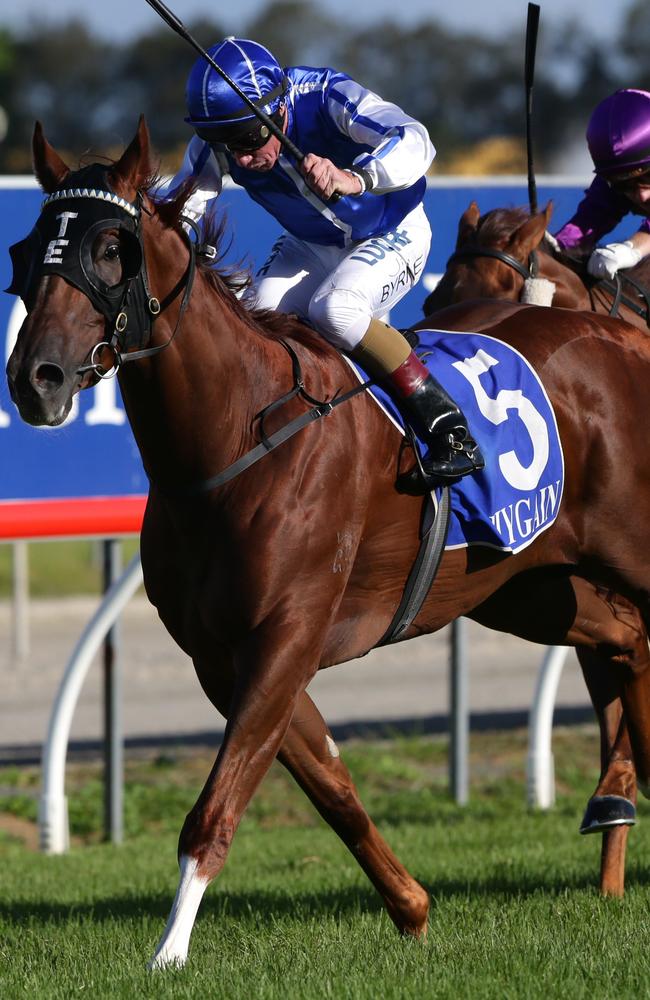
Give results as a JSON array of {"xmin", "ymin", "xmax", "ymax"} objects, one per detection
[
  {"xmin": 168, "ymin": 66, "xmax": 434, "ymax": 248},
  {"xmin": 349, "ymin": 328, "xmax": 564, "ymax": 554}
]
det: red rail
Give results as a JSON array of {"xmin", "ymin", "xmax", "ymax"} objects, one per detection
[{"xmin": 0, "ymin": 496, "xmax": 146, "ymax": 540}]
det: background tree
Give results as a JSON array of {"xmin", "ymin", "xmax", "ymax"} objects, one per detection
[
  {"xmin": 0, "ymin": 3, "xmax": 642, "ymax": 175},
  {"xmin": 245, "ymin": 1, "xmax": 345, "ymax": 68},
  {"xmin": 6, "ymin": 23, "xmax": 115, "ymax": 168}
]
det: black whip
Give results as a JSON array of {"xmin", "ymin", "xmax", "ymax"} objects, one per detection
[
  {"xmin": 143, "ymin": 0, "xmax": 305, "ymax": 163},
  {"xmin": 524, "ymin": 3, "xmax": 541, "ymax": 215}
]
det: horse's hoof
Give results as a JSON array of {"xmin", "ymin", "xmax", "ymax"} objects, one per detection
[{"xmin": 579, "ymin": 795, "xmax": 636, "ymax": 835}]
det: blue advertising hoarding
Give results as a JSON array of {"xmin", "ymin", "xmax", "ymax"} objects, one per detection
[{"xmin": 0, "ymin": 174, "xmax": 612, "ymax": 538}]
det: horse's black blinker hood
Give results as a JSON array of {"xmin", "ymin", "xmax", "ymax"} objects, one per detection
[{"xmin": 6, "ymin": 164, "xmax": 158, "ymax": 353}]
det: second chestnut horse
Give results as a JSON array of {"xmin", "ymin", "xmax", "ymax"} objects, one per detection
[{"xmin": 424, "ymin": 201, "xmax": 650, "ymax": 330}]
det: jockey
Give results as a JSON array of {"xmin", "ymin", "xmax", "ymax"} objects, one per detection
[
  {"xmin": 167, "ymin": 37, "xmax": 484, "ymax": 494},
  {"xmin": 554, "ymin": 88, "xmax": 650, "ymax": 280}
]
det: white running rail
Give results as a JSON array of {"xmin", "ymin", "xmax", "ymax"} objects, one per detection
[
  {"xmin": 37, "ymin": 568, "xmax": 570, "ymax": 851},
  {"xmin": 526, "ymin": 645, "xmax": 570, "ymax": 809},
  {"xmin": 38, "ymin": 553, "xmax": 143, "ymax": 853}
]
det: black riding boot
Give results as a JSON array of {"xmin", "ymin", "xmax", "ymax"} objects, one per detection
[
  {"xmin": 385, "ymin": 354, "xmax": 484, "ymax": 495},
  {"xmin": 398, "ymin": 372, "xmax": 485, "ymax": 493}
]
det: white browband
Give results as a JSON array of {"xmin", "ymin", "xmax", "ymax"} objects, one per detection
[{"xmin": 42, "ymin": 188, "xmax": 139, "ymax": 218}]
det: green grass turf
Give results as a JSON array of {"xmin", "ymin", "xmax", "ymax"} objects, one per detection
[
  {"xmin": 1, "ymin": 728, "xmax": 649, "ymax": 999},
  {"xmin": 0, "ymin": 539, "xmax": 141, "ymax": 598}
]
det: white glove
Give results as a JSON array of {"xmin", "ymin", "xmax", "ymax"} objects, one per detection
[{"xmin": 587, "ymin": 241, "xmax": 642, "ymax": 279}]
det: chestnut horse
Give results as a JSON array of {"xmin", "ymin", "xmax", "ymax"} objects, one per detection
[
  {"xmin": 8, "ymin": 120, "xmax": 650, "ymax": 969},
  {"xmin": 424, "ymin": 201, "xmax": 650, "ymax": 331}
]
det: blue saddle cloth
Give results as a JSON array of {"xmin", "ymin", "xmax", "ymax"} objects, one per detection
[{"xmin": 348, "ymin": 327, "xmax": 564, "ymax": 554}]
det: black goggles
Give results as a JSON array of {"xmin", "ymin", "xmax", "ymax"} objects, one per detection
[
  {"xmin": 606, "ymin": 165, "xmax": 650, "ymax": 193},
  {"xmin": 195, "ymin": 106, "xmax": 285, "ymax": 154}
]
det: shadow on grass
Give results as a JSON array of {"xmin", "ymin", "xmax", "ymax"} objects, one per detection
[{"xmin": 3, "ymin": 865, "xmax": 650, "ymax": 928}]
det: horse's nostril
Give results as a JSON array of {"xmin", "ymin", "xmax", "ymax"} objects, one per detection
[{"xmin": 33, "ymin": 362, "xmax": 65, "ymax": 393}]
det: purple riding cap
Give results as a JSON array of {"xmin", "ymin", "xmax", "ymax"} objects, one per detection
[
  {"xmin": 554, "ymin": 89, "xmax": 650, "ymax": 251},
  {"xmin": 587, "ymin": 88, "xmax": 650, "ymax": 176}
]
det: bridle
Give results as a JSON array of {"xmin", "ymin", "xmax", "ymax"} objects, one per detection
[
  {"xmin": 8, "ymin": 169, "xmax": 376, "ymax": 494},
  {"xmin": 78, "ymin": 229, "xmax": 196, "ymax": 379},
  {"xmin": 447, "ymin": 242, "xmax": 650, "ymax": 322},
  {"xmin": 7, "ymin": 168, "xmax": 198, "ymax": 379},
  {"xmin": 67, "ymin": 192, "xmax": 197, "ymax": 378},
  {"xmin": 446, "ymin": 245, "xmax": 539, "ymax": 283}
]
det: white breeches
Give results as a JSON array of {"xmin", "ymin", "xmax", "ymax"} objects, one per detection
[{"xmin": 251, "ymin": 203, "xmax": 432, "ymax": 350}]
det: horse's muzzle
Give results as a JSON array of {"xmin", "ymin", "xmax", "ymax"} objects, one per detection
[{"xmin": 6, "ymin": 355, "xmax": 73, "ymax": 427}]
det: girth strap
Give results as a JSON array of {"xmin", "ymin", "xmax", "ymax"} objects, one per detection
[{"xmin": 376, "ymin": 486, "xmax": 451, "ymax": 646}]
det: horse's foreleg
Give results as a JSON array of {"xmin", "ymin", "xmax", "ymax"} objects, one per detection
[
  {"xmin": 151, "ymin": 670, "xmax": 428, "ymax": 969},
  {"xmin": 150, "ymin": 629, "xmax": 325, "ymax": 969},
  {"xmin": 276, "ymin": 691, "xmax": 429, "ymax": 937}
]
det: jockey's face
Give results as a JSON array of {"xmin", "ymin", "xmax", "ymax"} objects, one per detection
[
  {"xmin": 230, "ymin": 108, "xmax": 286, "ymax": 172},
  {"xmin": 626, "ymin": 182, "xmax": 650, "ymax": 207},
  {"xmin": 607, "ymin": 165, "xmax": 650, "ymax": 206},
  {"xmin": 231, "ymin": 132, "xmax": 283, "ymax": 171}
]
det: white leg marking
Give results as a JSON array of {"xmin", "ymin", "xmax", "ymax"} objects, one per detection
[
  {"xmin": 149, "ymin": 855, "xmax": 209, "ymax": 970},
  {"xmin": 326, "ymin": 735, "xmax": 340, "ymax": 758}
]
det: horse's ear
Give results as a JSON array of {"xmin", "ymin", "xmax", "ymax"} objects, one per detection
[
  {"xmin": 32, "ymin": 121, "xmax": 71, "ymax": 193},
  {"xmin": 110, "ymin": 115, "xmax": 153, "ymax": 192},
  {"xmin": 509, "ymin": 203, "xmax": 553, "ymax": 256},
  {"xmin": 542, "ymin": 200, "xmax": 553, "ymax": 227},
  {"xmin": 456, "ymin": 202, "xmax": 480, "ymax": 248}
]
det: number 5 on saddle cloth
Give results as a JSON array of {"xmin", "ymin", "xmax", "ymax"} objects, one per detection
[{"xmin": 348, "ymin": 326, "xmax": 565, "ymax": 555}]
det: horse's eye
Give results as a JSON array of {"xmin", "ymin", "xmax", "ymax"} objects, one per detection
[{"xmin": 105, "ymin": 243, "xmax": 120, "ymax": 261}]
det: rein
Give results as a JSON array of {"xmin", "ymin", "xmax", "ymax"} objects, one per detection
[
  {"xmin": 66, "ymin": 194, "xmax": 375, "ymax": 495},
  {"xmin": 558, "ymin": 247, "xmax": 650, "ymax": 322},
  {"xmin": 592, "ymin": 271, "xmax": 650, "ymax": 323},
  {"xmin": 159, "ymin": 340, "xmax": 374, "ymax": 497}
]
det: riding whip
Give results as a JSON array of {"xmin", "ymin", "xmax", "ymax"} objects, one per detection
[
  {"xmin": 524, "ymin": 3, "xmax": 541, "ymax": 215},
  {"xmin": 142, "ymin": 0, "xmax": 306, "ymax": 163}
]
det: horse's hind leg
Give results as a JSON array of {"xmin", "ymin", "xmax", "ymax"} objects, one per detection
[
  {"xmin": 276, "ymin": 691, "xmax": 429, "ymax": 937},
  {"xmin": 546, "ymin": 584, "xmax": 650, "ymax": 897},
  {"xmin": 577, "ymin": 642, "xmax": 638, "ymax": 897},
  {"xmin": 471, "ymin": 573, "xmax": 650, "ymax": 896}
]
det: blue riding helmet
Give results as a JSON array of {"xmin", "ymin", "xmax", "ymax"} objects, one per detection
[{"xmin": 185, "ymin": 37, "xmax": 287, "ymax": 132}]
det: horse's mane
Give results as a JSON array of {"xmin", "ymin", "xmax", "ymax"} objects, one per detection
[{"xmin": 151, "ymin": 172, "xmax": 325, "ymax": 350}]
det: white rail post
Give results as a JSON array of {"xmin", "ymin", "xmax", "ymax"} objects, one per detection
[
  {"xmin": 449, "ymin": 618, "xmax": 469, "ymax": 804},
  {"xmin": 526, "ymin": 645, "xmax": 570, "ymax": 809},
  {"xmin": 38, "ymin": 553, "xmax": 143, "ymax": 854}
]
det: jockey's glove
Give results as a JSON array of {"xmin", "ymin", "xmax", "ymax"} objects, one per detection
[{"xmin": 587, "ymin": 240, "xmax": 642, "ymax": 280}]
